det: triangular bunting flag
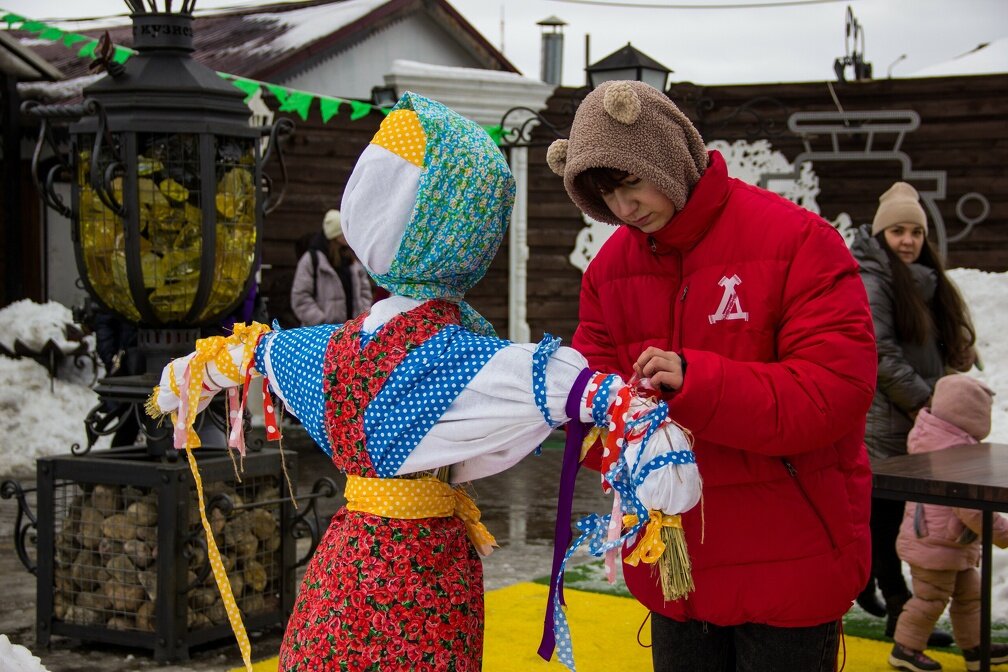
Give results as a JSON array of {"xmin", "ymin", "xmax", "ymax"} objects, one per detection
[
  {"xmin": 61, "ymin": 33, "xmax": 88, "ymax": 48},
  {"xmin": 78, "ymin": 40, "xmax": 99, "ymax": 59},
  {"xmin": 228, "ymin": 77, "xmax": 263, "ymax": 103},
  {"xmin": 483, "ymin": 125, "xmax": 504, "ymax": 145},
  {"xmin": 279, "ymin": 90, "xmax": 314, "ymax": 121},
  {"xmin": 319, "ymin": 97, "xmax": 342, "ymax": 123},
  {"xmin": 348, "ymin": 100, "xmax": 373, "ymax": 121},
  {"xmin": 265, "ymin": 84, "xmax": 291, "ymax": 107},
  {"xmin": 112, "ymin": 46, "xmax": 132, "ymax": 64},
  {"xmin": 39, "ymin": 27, "xmax": 64, "ymax": 41}
]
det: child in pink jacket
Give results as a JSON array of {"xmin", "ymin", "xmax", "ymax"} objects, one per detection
[{"xmin": 889, "ymin": 374, "xmax": 1008, "ymax": 672}]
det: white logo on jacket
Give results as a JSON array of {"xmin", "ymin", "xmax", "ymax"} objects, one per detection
[{"xmin": 708, "ymin": 274, "xmax": 750, "ymax": 324}]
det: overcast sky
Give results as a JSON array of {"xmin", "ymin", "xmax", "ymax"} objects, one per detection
[{"xmin": 9, "ymin": 0, "xmax": 1007, "ymax": 85}]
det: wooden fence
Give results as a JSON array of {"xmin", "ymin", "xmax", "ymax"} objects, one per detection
[{"xmin": 256, "ymin": 74, "xmax": 1008, "ymax": 341}]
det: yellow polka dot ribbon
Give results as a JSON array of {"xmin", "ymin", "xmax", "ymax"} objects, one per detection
[
  {"xmin": 370, "ymin": 108, "xmax": 427, "ymax": 167},
  {"xmin": 184, "ymin": 444, "xmax": 252, "ymax": 671},
  {"xmin": 175, "ymin": 323, "xmax": 272, "ymax": 451},
  {"xmin": 345, "ymin": 475, "xmax": 498, "ymax": 557},
  {"xmin": 166, "ymin": 322, "xmax": 271, "ymax": 672},
  {"xmin": 622, "ymin": 510, "xmax": 683, "ymax": 567}
]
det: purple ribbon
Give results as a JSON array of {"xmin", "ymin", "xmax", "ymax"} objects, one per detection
[{"xmin": 538, "ymin": 367, "xmax": 593, "ymax": 661}]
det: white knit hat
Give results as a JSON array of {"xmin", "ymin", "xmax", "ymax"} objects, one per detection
[
  {"xmin": 871, "ymin": 182, "xmax": 927, "ymax": 236},
  {"xmin": 323, "ymin": 209, "xmax": 342, "ymax": 240}
]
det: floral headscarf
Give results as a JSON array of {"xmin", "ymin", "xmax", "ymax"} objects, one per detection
[{"xmin": 341, "ymin": 92, "xmax": 515, "ymax": 335}]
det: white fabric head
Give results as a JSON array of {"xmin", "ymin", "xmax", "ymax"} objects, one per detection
[{"xmin": 340, "ymin": 144, "xmax": 421, "ymax": 275}]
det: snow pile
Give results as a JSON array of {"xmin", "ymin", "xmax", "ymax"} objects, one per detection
[
  {"xmin": 949, "ymin": 268, "xmax": 1008, "ymax": 443},
  {"xmin": 0, "ymin": 357, "xmax": 110, "ymax": 477},
  {"xmin": 0, "ymin": 633, "xmax": 50, "ymax": 672},
  {"xmin": 0, "ymin": 299, "xmax": 81, "ymax": 354}
]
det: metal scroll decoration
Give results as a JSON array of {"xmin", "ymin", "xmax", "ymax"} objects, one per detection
[
  {"xmin": 498, "ymin": 87, "xmax": 589, "ymax": 149},
  {"xmin": 666, "ymin": 85, "xmax": 790, "ymax": 141},
  {"xmin": 757, "ymin": 109, "xmax": 990, "ymax": 259}
]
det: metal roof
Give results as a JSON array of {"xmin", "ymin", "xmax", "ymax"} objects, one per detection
[
  {"xmin": 8, "ymin": 0, "xmax": 517, "ymax": 86},
  {"xmin": 0, "ymin": 29, "xmax": 61, "ymax": 80}
]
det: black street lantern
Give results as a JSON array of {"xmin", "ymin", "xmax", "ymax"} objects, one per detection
[
  {"xmin": 24, "ymin": 3, "xmax": 292, "ymax": 455},
  {"xmin": 27, "ymin": 6, "xmax": 292, "ymax": 339},
  {"xmin": 586, "ymin": 42, "xmax": 673, "ymax": 92}
]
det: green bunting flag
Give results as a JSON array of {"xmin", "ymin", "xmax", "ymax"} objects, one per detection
[
  {"xmin": 278, "ymin": 90, "xmax": 314, "ymax": 121},
  {"xmin": 0, "ymin": 7, "xmax": 509, "ymax": 144},
  {"xmin": 319, "ymin": 97, "xmax": 342, "ymax": 123},
  {"xmin": 348, "ymin": 100, "xmax": 373, "ymax": 121}
]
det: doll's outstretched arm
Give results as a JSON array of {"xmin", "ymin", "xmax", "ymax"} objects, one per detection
[{"xmin": 146, "ymin": 323, "xmax": 273, "ymax": 449}]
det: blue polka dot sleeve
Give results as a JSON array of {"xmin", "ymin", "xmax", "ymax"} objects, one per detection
[{"xmin": 254, "ymin": 322, "xmax": 341, "ymax": 456}]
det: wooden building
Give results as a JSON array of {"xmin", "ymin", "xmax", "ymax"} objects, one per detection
[{"xmin": 473, "ymin": 73, "xmax": 1008, "ymax": 342}]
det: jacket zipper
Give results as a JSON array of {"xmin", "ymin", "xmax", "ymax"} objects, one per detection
[
  {"xmin": 648, "ymin": 235, "xmax": 657, "ymax": 254},
  {"xmin": 782, "ymin": 459, "xmax": 838, "ymax": 550},
  {"xmin": 673, "ymin": 250, "xmax": 685, "ymax": 351}
]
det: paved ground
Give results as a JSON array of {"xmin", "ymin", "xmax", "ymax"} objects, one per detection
[{"xmin": 0, "ymin": 426, "xmax": 610, "ymax": 671}]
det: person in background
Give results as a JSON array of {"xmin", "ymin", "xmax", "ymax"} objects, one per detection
[
  {"xmin": 548, "ymin": 80, "xmax": 877, "ymax": 671},
  {"xmin": 888, "ymin": 374, "xmax": 1008, "ymax": 672},
  {"xmin": 851, "ymin": 182, "xmax": 977, "ymax": 646},
  {"xmin": 290, "ymin": 209, "xmax": 372, "ymax": 326}
]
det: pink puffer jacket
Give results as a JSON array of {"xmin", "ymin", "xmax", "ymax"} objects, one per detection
[{"xmin": 896, "ymin": 409, "xmax": 1008, "ymax": 570}]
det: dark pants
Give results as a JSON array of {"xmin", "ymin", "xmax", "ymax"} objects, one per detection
[
  {"xmin": 651, "ymin": 612, "xmax": 840, "ymax": 672},
  {"xmin": 870, "ymin": 496, "xmax": 910, "ymax": 601}
]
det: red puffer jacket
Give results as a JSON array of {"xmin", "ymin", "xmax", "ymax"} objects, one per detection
[{"xmin": 573, "ymin": 151, "xmax": 876, "ymax": 627}]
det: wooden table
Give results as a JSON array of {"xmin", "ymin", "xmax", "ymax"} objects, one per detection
[{"xmin": 872, "ymin": 442, "xmax": 1008, "ymax": 672}]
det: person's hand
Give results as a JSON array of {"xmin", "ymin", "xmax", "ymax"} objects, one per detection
[{"xmin": 634, "ymin": 347, "xmax": 684, "ymax": 392}]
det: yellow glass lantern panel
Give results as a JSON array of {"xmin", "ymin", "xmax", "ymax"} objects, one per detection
[
  {"xmin": 77, "ymin": 143, "xmax": 140, "ymax": 321},
  {"xmin": 197, "ymin": 139, "xmax": 257, "ymax": 322},
  {"xmin": 134, "ymin": 134, "xmax": 202, "ymax": 322}
]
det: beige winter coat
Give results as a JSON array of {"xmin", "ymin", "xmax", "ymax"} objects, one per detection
[{"xmin": 290, "ymin": 250, "xmax": 372, "ymax": 326}]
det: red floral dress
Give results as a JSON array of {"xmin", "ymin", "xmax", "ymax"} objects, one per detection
[{"xmin": 278, "ymin": 301, "xmax": 484, "ymax": 672}]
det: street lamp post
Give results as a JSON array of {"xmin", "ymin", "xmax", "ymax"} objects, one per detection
[
  {"xmin": 0, "ymin": 4, "xmax": 329, "ymax": 663},
  {"xmin": 24, "ymin": 5, "xmax": 293, "ymax": 456}
]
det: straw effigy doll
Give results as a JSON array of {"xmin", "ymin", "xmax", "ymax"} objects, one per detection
[{"xmin": 148, "ymin": 93, "xmax": 697, "ymax": 672}]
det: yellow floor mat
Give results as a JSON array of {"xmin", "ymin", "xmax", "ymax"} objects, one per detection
[{"xmin": 237, "ymin": 582, "xmax": 975, "ymax": 671}]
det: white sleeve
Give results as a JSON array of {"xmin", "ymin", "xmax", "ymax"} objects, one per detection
[{"xmin": 394, "ymin": 343, "xmax": 590, "ymax": 482}]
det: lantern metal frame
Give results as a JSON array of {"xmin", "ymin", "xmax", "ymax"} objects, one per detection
[
  {"xmin": 585, "ymin": 42, "xmax": 673, "ymax": 93},
  {"xmin": 24, "ymin": 11, "xmax": 294, "ymax": 332}
]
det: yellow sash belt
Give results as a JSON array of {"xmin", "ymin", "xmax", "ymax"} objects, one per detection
[{"xmin": 345, "ymin": 475, "xmax": 497, "ymax": 557}]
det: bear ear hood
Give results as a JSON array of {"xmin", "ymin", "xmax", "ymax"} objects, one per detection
[
  {"xmin": 546, "ymin": 139, "xmax": 568, "ymax": 177},
  {"xmin": 554, "ymin": 80, "xmax": 709, "ymax": 227},
  {"xmin": 603, "ymin": 81, "xmax": 642, "ymax": 125}
]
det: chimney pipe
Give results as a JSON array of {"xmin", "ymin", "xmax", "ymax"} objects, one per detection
[{"xmin": 537, "ymin": 16, "xmax": 567, "ymax": 86}]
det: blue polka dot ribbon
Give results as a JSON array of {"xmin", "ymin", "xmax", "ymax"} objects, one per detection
[
  {"xmin": 542, "ymin": 397, "xmax": 694, "ymax": 671},
  {"xmin": 364, "ymin": 325, "xmax": 507, "ymax": 476},
  {"xmin": 532, "ymin": 334, "xmax": 563, "ymax": 427},
  {"xmin": 591, "ymin": 374, "xmax": 617, "ymax": 428},
  {"xmin": 548, "ymin": 450, "xmax": 649, "ymax": 671}
]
